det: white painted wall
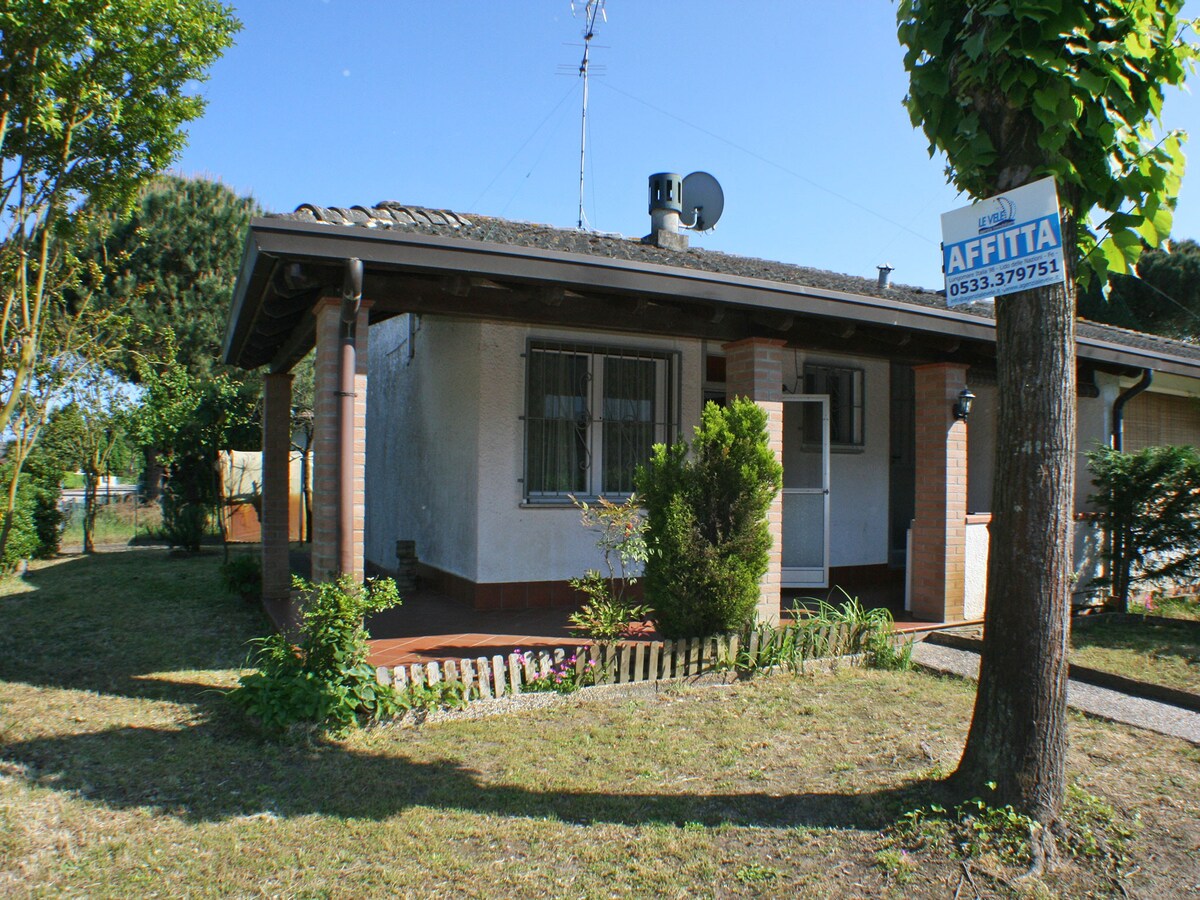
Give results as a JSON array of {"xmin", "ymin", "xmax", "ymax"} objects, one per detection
[
  {"xmin": 780, "ymin": 351, "xmax": 891, "ymax": 567},
  {"xmin": 473, "ymin": 321, "xmax": 703, "ymax": 583},
  {"xmin": 368, "ymin": 316, "xmax": 703, "ymax": 584},
  {"xmin": 365, "ymin": 315, "xmax": 482, "ymax": 580},
  {"xmin": 968, "ymin": 380, "xmax": 1114, "ymax": 516},
  {"xmin": 962, "ymin": 374, "xmax": 1123, "ymax": 609},
  {"xmin": 964, "ymin": 519, "xmax": 990, "ymax": 620},
  {"xmin": 373, "ymin": 317, "xmax": 1168, "ymax": 590}
]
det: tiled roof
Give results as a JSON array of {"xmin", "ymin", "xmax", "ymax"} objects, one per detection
[{"xmin": 280, "ymin": 202, "xmax": 1200, "ymax": 366}]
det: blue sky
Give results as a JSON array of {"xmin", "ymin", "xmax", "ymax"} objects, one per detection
[{"xmin": 175, "ymin": 0, "xmax": 1200, "ymax": 291}]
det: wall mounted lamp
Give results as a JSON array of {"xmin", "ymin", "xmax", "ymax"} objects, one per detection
[{"xmin": 953, "ymin": 387, "xmax": 976, "ymax": 421}]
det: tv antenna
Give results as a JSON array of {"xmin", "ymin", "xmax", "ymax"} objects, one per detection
[{"xmin": 570, "ymin": 0, "xmax": 606, "ymax": 229}]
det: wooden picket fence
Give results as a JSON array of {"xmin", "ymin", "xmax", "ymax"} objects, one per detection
[{"xmin": 375, "ymin": 622, "xmax": 866, "ymax": 703}]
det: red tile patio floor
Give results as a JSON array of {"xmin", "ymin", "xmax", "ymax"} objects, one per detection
[{"xmin": 366, "ymin": 586, "xmax": 951, "ymax": 667}]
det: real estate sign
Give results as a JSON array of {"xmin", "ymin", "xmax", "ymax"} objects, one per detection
[{"xmin": 940, "ymin": 177, "xmax": 1066, "ymax": 307}]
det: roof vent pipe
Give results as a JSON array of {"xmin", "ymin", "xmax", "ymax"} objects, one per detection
[
  {"xmin": 649, "ymin": 172, "xmax": 683, "ymax": 234},
  {"xmin": 645, "ymin": 172, "xmax": 689, "ymax": 250},
  {"xmin": 877, "ymin": 264, "xmax": 894, "ymax": 290}
]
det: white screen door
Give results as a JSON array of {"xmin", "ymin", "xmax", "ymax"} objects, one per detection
[{"xmin": 781, "ymin": 396, "xmax": 830, "ymax": 588}]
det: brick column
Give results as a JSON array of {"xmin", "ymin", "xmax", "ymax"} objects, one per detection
[
  {"xmin": 261, "ymin": 373, "xmax": 293, "ymax": 599},
  {"xmin": 311, "ymin": 299, "xmax": 370, "ymax": 583},
  {"xmin": 910, "ymin": 362, "xmax": 970, "ymax": 621},
  {"xmin": 723, "ymin": 337, "xmax": 786, "ymax": 625}
]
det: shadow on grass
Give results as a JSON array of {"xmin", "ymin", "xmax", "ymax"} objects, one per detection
[
  {"xmin": 1, "ymin": 549, "xmax": 943, "ymax": 833},
  {"xmin": 1, "ymin": 720, "xmax": 935, "ymax": 831},
  {"xmin": 1072, "ymin": 617, "xmax": 1200, "ymax": 665},
  {"xmin": 0, "ymin": 548, "xmax": 267, "ymax": 706}
]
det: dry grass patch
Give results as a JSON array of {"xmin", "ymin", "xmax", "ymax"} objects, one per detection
[{"xmin": 1, "ymin": 551, "xmax": 1198, "ymax": 898}]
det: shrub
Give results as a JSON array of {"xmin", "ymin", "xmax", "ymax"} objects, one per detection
[
  {"xmin": 636, "ymin": 399, "xmax": 783, "ymax": 638},
  {"xmin": 160, "ymin": 484, "xmax": 209, "ymax": 552},
  {"xmin": 229, "ymin": 574, "xmax": 402, "ymax": 734},
  {"xmin": 221, "ymin": 554, "xmax": 261, "ymax": 601},
  {"xmin": 724, "ymin": 594, "xmax": 912, "ymax": 674},
  {"xmin": 567, "ymin": 495, "xmax": 650, "ymax": 650},
  {"xmin": 1087, "ymin": 444, "xmax": 1200, "ymax": 611},
  {"xmin": 398, "ymin": 680, "xmax": 472, "ymax": 713},
  {"xmin": 0, "ymin": 466, "xmax": 42, "ymax": 573}
]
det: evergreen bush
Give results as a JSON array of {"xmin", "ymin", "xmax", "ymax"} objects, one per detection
[
  {"xmin": 636, "ymin": 398, "xmax": 783, "ymax": 638},
  {"xmin": 1087, "ymin": 444, "xmax": 1200, "ymax": 610},
  {"xmin": 0, "ymin": 464, "xmax": 42, "ymax": 572}
]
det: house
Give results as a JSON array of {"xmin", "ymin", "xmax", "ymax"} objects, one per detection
[{"xmin": 222, "ymin": 198, "xmax": 1200, "ymax": 626}]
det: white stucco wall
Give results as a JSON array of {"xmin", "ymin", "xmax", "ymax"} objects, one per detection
[
  {"xmin": 473, "ymin": 321, "xmax": 703, "ymax": 583},
  {"xmin": 368, "ymin": 316, "xmax": 703, "ymax": 584},
  {"xmin": 968, "ymin": 380, "xmax": 1114, "ymax": 517},
  {"xmin": 365, "ymin": 315, "xmax": 482, "ymax": 580},
  {"xmin": 964, "ymin": 519, "xmax": 990, "ymax": 620},
  {"xmin": 780, "ymin": 351, "xmax": 891, "ymax": 568}
]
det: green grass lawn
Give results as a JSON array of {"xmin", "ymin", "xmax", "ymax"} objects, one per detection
[
  {"xmin": 1131, "ymin": 593, "xmax": 1200, "ymax": 622},
  {"xmin": 2, "ymin": 551, "xmax": 1199, "ymax": 898},
  {"xmin": 58, "ymin": 503, "xmax": 164, "ymax": 551},
  {"xmin": 1071, "ymin": 616, "xmax": 1200, "ymax": 694}
]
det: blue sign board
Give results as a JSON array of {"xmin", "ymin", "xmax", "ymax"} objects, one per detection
[{"xmin": 940, "ymin": 178, "xmax": 1067, "ymax": 307}]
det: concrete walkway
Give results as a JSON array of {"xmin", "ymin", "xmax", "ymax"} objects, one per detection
[{"xmin": 913, "ymin": 641, "xmax": 1200, "ymax": 745}]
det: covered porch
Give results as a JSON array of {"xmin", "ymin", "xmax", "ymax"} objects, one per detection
[
  {"xmin": 224, "ymin": 205, "xmax": 1140, "ymax": 633},
  {"xmin": 361, "ymin": 584, "xmax": 954, "ymax": 667}
]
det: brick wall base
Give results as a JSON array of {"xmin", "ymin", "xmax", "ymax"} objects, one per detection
[{"xmin": 408, "ymin": 563, "xmax": 646, "ymax": 611}]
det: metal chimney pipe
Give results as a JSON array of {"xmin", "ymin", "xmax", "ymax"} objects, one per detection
[
  {"xmin": 877, "ymin": 264, "xmax": 894, "ymax": 290},
  {"xmin": 649, "ymin": 172, "xmax": 683, "ymax": 234}
]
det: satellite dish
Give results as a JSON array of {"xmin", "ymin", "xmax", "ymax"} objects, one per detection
[{"xmin": 679, "ymin": 171, "xmax": 724, "ymax": 231}]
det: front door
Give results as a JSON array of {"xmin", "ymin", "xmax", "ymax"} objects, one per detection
[{"xmin": 781, "ymin": 396, "xmax": 830, "ymax": 589}]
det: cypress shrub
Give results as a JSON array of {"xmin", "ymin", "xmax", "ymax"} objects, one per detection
[
  {"xmin": 0, "ymin": 464, "xmax": 42, "ymax": 572},
  {"xmin": 637, "ymin": 398, "xmax": 783, "ymax": 638},
  {"xmin": 1087, "ymin": 444, "xmax": 1200, "ymax": 610}
]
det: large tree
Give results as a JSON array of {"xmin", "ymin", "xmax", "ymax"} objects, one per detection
[
  {"xmin": 898, "ymin": 0, "xmax": 1193, "ymax": 840},
  {"xmin": 0, "ymin": 0, "xmax": 239, "ymax": 553},
  {"xmin": 1079, "ymin": 238, "xmax": 1200, "ymax": 339},
  {"xmin": 85, "ymin": 174, "xmax": 262, "ymax": 380},
  {"xmin": 74, "ymin": 174, "xmax": 264, "ymax": 505}
]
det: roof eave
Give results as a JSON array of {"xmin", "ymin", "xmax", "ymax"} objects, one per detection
[{"xmin": 225, "ymin": 217, "xmax": 1200, "ymax": 379}]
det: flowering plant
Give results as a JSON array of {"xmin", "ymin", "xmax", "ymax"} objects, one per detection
[
  {"xmin": 517, "ymin": 650, "xmax": 589, "ymax": 694},
  {"xmin": 567, "ymin": 494, "xmax": 651, "ymax": 649}
]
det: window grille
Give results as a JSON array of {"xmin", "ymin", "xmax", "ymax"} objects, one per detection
[
  {"xmin": 804, "ymin": 364, "xmax": 865, "ymax": 447},
  {"xmin": 524, "ymin": 340, "xmax": 678, "ymax": 500}
]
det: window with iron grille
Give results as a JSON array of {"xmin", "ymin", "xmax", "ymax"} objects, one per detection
[
  {"xmin": 524, "ymin": 341, "xmax": 677, "ymax": 500},
  {"xmin": 803, "ymin": 363, "xmax": 865, "ymax": 447}
]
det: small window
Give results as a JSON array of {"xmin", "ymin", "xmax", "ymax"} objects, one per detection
[
  {"xmin": 804, "ymin": 364, "xmax": 864, "ymax": 447},
  {"xmin": 524, "ymin": 341, "xmax": 678, "ymax": 501}
]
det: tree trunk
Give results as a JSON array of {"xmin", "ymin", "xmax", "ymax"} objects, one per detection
[
  {"xmin": 83, "ymin": 465, "xmax": 98, "ymax": 556},
  {"xmin": 0, "ymin": 466, "xmax": 22, "ymax": 563},
  {"xmin": 953, "ymin": 277, "xmax": 1076, "ymax": 826},
  {"xmin": 83, "ymin": 469, "xmax": 97, "ymax": 554},
  {"xmin": 143, "ymin": 448, "xmax": 165, "ymax": 503},
  {"xmin": 300, "ymin": 445, "xmax": 312, "ymax": 544}
]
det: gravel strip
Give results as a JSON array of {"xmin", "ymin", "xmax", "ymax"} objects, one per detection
[{"xmin": 913, "ymin": 641, "xmax": 1200, "ymax": 745}]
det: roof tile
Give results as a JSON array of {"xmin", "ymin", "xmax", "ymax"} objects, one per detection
[{"xmin": 276, "ymin": 202, "xmax": 1200, "ymax": 365}]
